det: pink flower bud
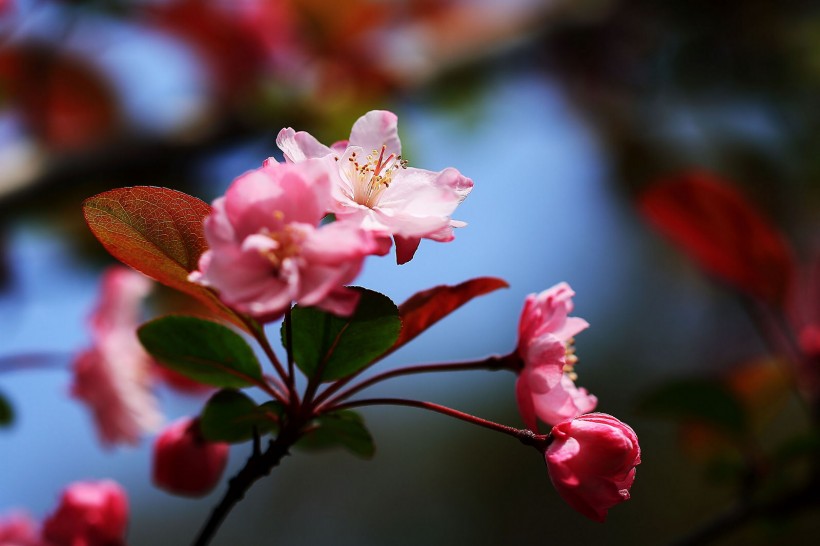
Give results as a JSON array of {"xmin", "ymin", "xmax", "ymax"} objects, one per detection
[
  {"xmin": 0, "ymin": 511, "xmax": 43, "ymax": 546},
  {"xmin": 42, "ymin": 480, "xmax": 129, "ymax": 546},
  {"xmin": 545, "ymin": 413, "xmax": 640, "ymax": 522},
  {"xmin": 152, "ymin": 417, "xmax": 229, "ymax": 497}
]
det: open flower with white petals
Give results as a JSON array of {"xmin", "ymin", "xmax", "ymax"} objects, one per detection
[
  {"xmin": 276, "ymin": 110, "xmax": 473, "ymax": 264},
  {"xmin": 515, "ymin": 282, "xmax": 598, "ymax": 430}
]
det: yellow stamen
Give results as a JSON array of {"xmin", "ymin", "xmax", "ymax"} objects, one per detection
[
  {"xmin": 347, "ymin": 144, "xmax": 408, "ymax": 208},
  {"xmin": 563, "ymin": 338, "xmax": 580, "ymax": 381}
]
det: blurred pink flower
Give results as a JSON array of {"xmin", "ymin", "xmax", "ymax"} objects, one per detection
[
  {"xmin": 515, "ymin": 283, "xmax": 597, "ymax": 430},
  {"xmin": 42, "ymin": 480, "xmax": 129, "ymax": 546},
  {"xmin": 0, "ymin": 512, "xmax": 43, "ymax": 546},
  {"xmin": 545, "ymin": 413, "xmax": 640, "ymax": 522},
  {"xmin": 190, "ymin": 158, "xmax": 380, "ymax": 320},
  {"xmin": 276, "ymin": 110, "xmax": 473, "ymax": 264},
  {"xmin": 152, "ymin": 417, "xmax": 229, "ymax": 497},
  {"xmin": 71, "ymin": 267, "xmax": 162, "ymax": 447},
  {"xmin": 789, "ymin": 254, "xmax": 820, "ymax": 398}
]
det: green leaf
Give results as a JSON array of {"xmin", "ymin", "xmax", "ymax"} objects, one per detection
[
  {"xmin": 200, "ymin": 389, "xmax": 282, "ymax": 443},
  {"xmin": 138, "ymin": 316, "xmax": 263, "ymax": 389},
  {"xmin": 286, "ymin": 288, "xmax": 400, "ymax": 382},
  {"xmin": 297, "ymin": 410, "xmax": 375, "ymax": 459},
  {"xmin": 0, "ymin": 391, "xmax": 13, "ymax": 428},
  {"xmin": 83, "ymin": 187, "xmax": 252, "ymax": 332},
  {"xmin": 638, "ymin": 378, "xmax": 748, "ymax": 437}
]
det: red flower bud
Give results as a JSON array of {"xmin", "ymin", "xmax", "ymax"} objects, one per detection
[
  {"xmin": 545, "ymin": 413, "xmax": 640, "ymax": 522},
  {"xmin": 152, "ymin": 417, "xmax": 229, "ymax": 497},
  {"xmin": 42, "ymin": 480, "xmax": 129, "ymax": 546}
]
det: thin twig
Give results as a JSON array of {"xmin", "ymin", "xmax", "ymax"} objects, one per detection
[
  {"xmin": 316, "ymin": 354, "xmax": 516, "ymax": 410},
  {"xmin": 191, "ymin": 426, "xmax": 300, "ymax": 546},
  {"xmin": 332, "ymin": 397, "xmax": 547, "ymax": 449},
  {"xmin": 284, "ymin": 307, "xmax": 297, "ymax": 407}
]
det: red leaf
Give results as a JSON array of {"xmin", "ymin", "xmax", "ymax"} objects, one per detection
[
  {"xmin": 0, "ymin": 45, "xmax": 119, "ymax": 151},
  {"xmin": 83, "ymin": 187, "xmax": 250, "ymax": 332},
  {"xmin": 392, "ymin": 277, "xmax": 509, "ymax": 352},
  {"xmin": 639, "ymin": 171, "xmax": 795, "ymax": 306}
]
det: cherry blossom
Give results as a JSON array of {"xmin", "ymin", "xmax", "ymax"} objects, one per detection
[
  {"xmin": 42, "ymin": 480, "xmax": 129, "ymax": 546},
  {"xmin": 190, "ymin": 158, "xmax": 380, "ymax": 320},
  {"xmin": 152, "ymin": 417, "xmax": 229, "ymax": 497},
  {"xmin": 514, "ymin": 283, "xmax": 597, "ymax": 430},
  {"xmin": 276, "ymin": 110, "xmax": 473, "ymax": 264},
  {"xmin": 71, "ymin": 267, "xmax": 162, "ymax": 447},
  {"xmin": 545, "ymin": 413, "xmax": 640, "ymax": 522}
]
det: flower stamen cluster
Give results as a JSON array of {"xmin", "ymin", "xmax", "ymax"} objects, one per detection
[
  {"xmin": 258, "ymin": 224, "xmax": 307, "ymax": 270},
  {"xmin": 563, "ymin": 338, "xmax": 579, "ymax": 381},
  {"xmin": 343, "ymin": 145, "xmax": 408, "ymax": 208}
]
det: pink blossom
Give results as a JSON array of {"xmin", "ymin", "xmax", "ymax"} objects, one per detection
[
  {"xmin": 42, "ymin": 480, "xmax": 129, "ymax": 546},
  {"xmin": 0, "ymin": 512, "xmax": 43, "ymax": 546},
  {"xmin": 276, "ymin": 110, "xmax": 473, "ymax": 264},
  {"xmin": 190, "ymin": 158, "xmax": 380, "ymax": 320},
  {"xmin": 515, "ymin": 283, "xmax": 597, "ymax": 430},
  {"xmin": 152, "ymin": 417, "xmax": 229, "ymax": 497},
  {"xmin": 72, "ymin": 267, "xmax": 162, "ymax": 447},
  {"xmin": 545, "ymin": 413, "xmax": 640, "ymax": 522}
]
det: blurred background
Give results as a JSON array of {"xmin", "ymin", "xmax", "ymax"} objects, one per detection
[{"xmin": 1, "ymin": 0, "xmax": 819, "ymax": 544}]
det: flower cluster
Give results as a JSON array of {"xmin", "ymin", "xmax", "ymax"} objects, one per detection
[
  {"xmin": 68, "ymin": 110, "xmax": 641, "ymax": 543},
  {"xmin": 508, "ymin": 282, "xmax": 639, "ymax": 521},
  {"xmin": 190, "ymin": 110, "xmax": 473, "ymax": 319}
]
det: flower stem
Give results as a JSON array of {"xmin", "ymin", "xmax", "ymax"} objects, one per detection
[
  {"xmin": 314, "ymin": 354, "xmax": 518, "ymax": 410},
  {"xmin": 283, "ymin": 308, "xmax": 298, "ymax": 408},
  {"xmin": 331, "ymin": 397, "xmax": 547, "ymax": 449},
  {"xmin": 191, "ymin": 426, "xmax": 300, "ymax": 546},
  {"xmin": 262, "ymin": 375, "xmax": 289, "ymax": 405},
  {"xmin": 247, "ymin": 317, "xmax": 297, "ymax": 406}
]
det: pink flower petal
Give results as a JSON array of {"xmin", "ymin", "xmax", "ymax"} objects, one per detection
[
  {"xmin": 276, "ymin": 127, "xmax": 333, "ymax": 162},
  {"xmin": 348, "ymin": 110, "xmax": 401, "ymax": 158},
  {"xmin": 73, "ymin": 267, "xmax": 162, "ymax": 448},
  {"xmin": 514, "ymin": 283, "xmax": 596, "ymax": 428}
]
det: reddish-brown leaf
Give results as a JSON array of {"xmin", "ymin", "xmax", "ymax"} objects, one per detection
[
  {"xmin": 0, "ymin": 45, "xmax": 119, "ymax": 151},
  {"xmin": 83, "ymin": 187, "xmax": 249, "ymax": 331},
  {"xmin": 392, "ymin": 277, "xmax": 509, "ymax": 352},
  {"xmin": 639, "ymin": 171, "xmax": 795, "ymax": 306}
]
